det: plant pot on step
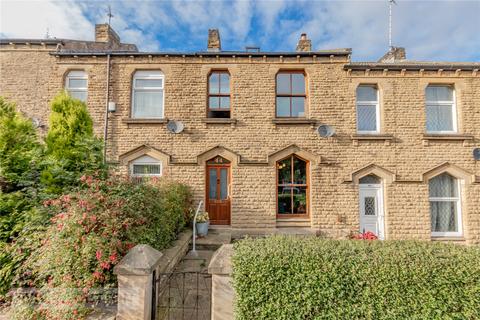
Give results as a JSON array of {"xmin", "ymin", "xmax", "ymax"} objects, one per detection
[{"xmin": 196, "ymin": 221, "xmax": 209, "ymax": 237}]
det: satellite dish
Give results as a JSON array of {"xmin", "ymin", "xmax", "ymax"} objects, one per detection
[
  {"xmin": 474, "ymin": 148, "xmax": 480, "ymax": 161},
  {"xmin": 166, "ymin": 120, "xmax": 184, "ymax": 134},
  {"xmin": 317, "ymin": 125, "xmax": 335, "ymax": 138}
]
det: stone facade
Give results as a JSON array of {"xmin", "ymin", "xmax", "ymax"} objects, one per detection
[{"xmin": 1, "ymin": 26, "xmax": 479, "ymax": 243}]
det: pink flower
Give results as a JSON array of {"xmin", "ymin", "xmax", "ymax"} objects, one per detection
[
  {"xmin": 96, "ymin": 250, "xmax": 102, "ymax": 261},
  {"xmin": 100, "ymin": 261, "xmax": 110, "ymax": 270},
  {"xmin": 92, "ymin": 271, "xmax": 103, "ymax": 280}
]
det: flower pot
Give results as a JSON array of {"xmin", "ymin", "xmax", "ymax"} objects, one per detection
[{"xmin": 196, "ymin": 221, "xmax": 209, "ymax": 237}]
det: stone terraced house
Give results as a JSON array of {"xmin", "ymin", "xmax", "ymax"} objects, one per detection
[{"xmin": 1, "ymin": 24, "xmax": 479, "ymax": 243}]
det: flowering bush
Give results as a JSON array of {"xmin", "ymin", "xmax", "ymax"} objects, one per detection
[
  {"xmin": 10, "ymin": 175, "xmax": 191, "ymax": 319},
  {"xmin": 195, "ymin": 211, "xmax": 209, "ymax": 223},
  {"xmin": 350, "ymin": 231, "xmax": 378, "ymax": 240}
]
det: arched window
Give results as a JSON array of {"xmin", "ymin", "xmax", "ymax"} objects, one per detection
[
  {"xmin": 65, "ymin": 70, "xmax": 88, "ymax": 102},
  {"xmin": 356, "ymin": 85, "xmax": 379, "ymax": 133},
  {"xmin": 277, "ymin": 155, "xmax": 308, "ymax": 216},
  {"xmin": 425, "ymin": 85, "xmax": 457, "ymax": 133},
  {"xmin": 429, "ymin": 173, "xmax": 462, "ymax": 236},
  {"xmin": 132, "ymin": 70, "xmax": 164, "ymax": 118},
  {"xmin": 130, "ymin": 155, "xmax": 162, "ymax": 177},
  {"xmin": 276, "ymin": 71, "xmax": 306, "ymax": 118},
  {"xmin": 359, "ymin": 174, "xmax": 381, "ymax": 185},
  {"xmin": 208, "ymin": 71, "xmax": 230, "ymax": 118}
]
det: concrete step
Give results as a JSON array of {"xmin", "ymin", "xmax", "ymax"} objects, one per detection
[{"xmin": 189, "ymin": 230, "xmax": 232, "ymax": 251}]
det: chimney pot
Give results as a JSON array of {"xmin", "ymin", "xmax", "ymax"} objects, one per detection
[
  {"xmin": 296, "ymin": 33, "xmax": 311, "ymax": 52},
  {"xmin": 207, "ymin": 29, "xmax": 221, "ymax": 52}
]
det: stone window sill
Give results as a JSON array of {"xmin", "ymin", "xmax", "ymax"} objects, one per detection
[
  {"xmin": 351, "ymin": 134, "xmax": 394, "ymax": 146},
  {"xmin": 122, "ymin": 118, "xmax": 168, "ymax": 124},
  {"xmin": 272, "ymin": 118, "xmax": 317, "ymax": 126},
  {"xmin": 422, "ymin": 134, "xmax": 473, "ymax": 146},
  {"xmin": 431, "ymin": 236, "xmax": 465, "ymax": 242},
  {"xmin": 202, "ymin": 118, "xmax": 237, "ymax": 125}
]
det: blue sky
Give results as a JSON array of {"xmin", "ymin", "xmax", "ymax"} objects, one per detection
[{"xmin": 1, "ymin": 0, "xmax": 479, "ymax": 62}]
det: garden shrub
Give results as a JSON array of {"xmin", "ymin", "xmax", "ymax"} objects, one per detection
[
  {"xmin": 0, "ymin": 93, "xmax": 107, "ymax": 298},
  {"xmin": 41, "ymin": 91, "xmax": 105, "ymax": 195},
  {"xmin": 233, "ymin": 236, "xmax": 480, "ymax": 320},
  {"xmin": 11, "ymin": 175, "xmax": 191, "ymax": 318}
]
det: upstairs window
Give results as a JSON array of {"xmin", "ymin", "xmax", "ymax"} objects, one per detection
[
  {"xmin": 426, "ymin": 85, "xmax": 456, "ymax": 133},
  {"xmin": 132, "ymin": 71, "xmax": 164, "ymax": 118},
  {"xmin": 208, "ymin": 71, "xmax": 230, "ymax": 118},
  {"xmin": 429, "ymin": 173, "xmax": 462, "ymax": 237},
  {"xmin": 130, "ymin": 155, "xmax": 162, "ymax": 177},
  {"xmin": 356, "ymin": 85, "xmax": 380, "ymax": 133},
  {"xmin": 276, "ymin": 72, "xmax": 306, "ymax": 118},
  {"xmin": 65, "ymin": 70, "xmax": 88, "ymax": 102}
]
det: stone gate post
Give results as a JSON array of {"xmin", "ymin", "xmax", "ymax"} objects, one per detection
[{"xmin": 113, "ymin": 244, "xmax": 163, "ymax": 320}]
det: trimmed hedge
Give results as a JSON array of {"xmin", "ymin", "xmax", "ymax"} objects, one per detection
[{"xmin": 233, "ymin": 236, "xmax": 480, "ymax": 320}]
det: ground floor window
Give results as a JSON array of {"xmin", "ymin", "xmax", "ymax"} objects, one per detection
[
  {"xmin": 429, "ymin": 173, "xmax": 462, "ymax": 237},
  {"xmin": 277, "ymin": 155, "xmax": 308, "ymax": 216},
  {"xmin": 130, "ymin": 155, "xmax": 162, "ymax": 180}
]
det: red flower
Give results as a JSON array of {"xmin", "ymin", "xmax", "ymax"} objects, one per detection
[
  {"xmin": 109, "ymin": 252, "xmax": 118, "ymax": 263},
  {"xmin": 100, "ymin": 261, "xmax": 110, "ymax": 270},
  {"xmin": 96, "ymin": 250, "xmax": 102, "ymax": 261}
]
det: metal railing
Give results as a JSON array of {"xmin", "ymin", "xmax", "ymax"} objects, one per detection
[{"xmin": 191, "ymin": 201, "xmax": 203, "ymax": 254}]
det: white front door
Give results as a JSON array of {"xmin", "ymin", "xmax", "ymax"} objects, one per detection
[{"xmin": 359, "ymin": 185, "xmax": 385, "ymax": 240}]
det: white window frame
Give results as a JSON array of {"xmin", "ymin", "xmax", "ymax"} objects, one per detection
[
  {"xmin": 131, "ymin": 70, "xmax": 165, "ymax": 119},
  {"xmin": 130, "ymin": 156, "xmax": 163, "ymax": 177},
  {"xmin": 429, "ymin": 176, "xmax": 463, "ymax": 237},
  {"xmin": 425, "ymin": 85, "xmax": 457, "ymax": 134},
  {"xmin": 65, "ymin": 70, "xmax": 88, "ymax": 102},
  {"xmin": 356, "ymin": 85, "xmax": 380, "ymax": 134}
]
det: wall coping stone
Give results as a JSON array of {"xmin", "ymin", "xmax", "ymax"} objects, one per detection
[
  {"xmin": 208, "ymin": 244, "xmax": 233, "ymax": 275},
  {"xmin": 113, "ymin": 244, "xmax": 163, "ymax": 276}
]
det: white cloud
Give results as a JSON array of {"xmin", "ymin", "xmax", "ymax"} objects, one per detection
[{"xmin": 0, "ymin": 0, "xmax": 94, "ymax": 40}]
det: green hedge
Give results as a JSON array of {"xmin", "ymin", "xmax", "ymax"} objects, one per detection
[{"xmin": 233, "ymin": 236, "xmax": 480, "ymax": 320}]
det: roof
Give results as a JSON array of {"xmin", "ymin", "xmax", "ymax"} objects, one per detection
[
  {"xmin": 345, "ymin": 61, "xmax": 480, "ymax": 71},
  {"xmin": 0, "ymin": 38, "xmax": 64, "ymax": 45},
  {"xmin": 0, "ymin": 38, "xmax": 138, "ymax": 53},
  {"xmin": 0, "ymin": 37, "xmax": 350, "ymax": 57}
]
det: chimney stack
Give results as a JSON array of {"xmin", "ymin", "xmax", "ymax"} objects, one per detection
[
  {"xmin": 95, "ymin": 24, "xmax": 121, "ymax": 47},
  {"xmin": 296, "ymin": 33, "xmax": 312, "ymax": 52},
  {"xmin": 207, "ymin": 29, "xmax": 221, "ymax": 52},
  {"xmin": 378, "ymin": 46, "xmax": 406, "ymax": 63}
]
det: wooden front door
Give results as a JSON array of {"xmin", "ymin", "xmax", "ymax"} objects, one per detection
[{"xmin": 206, "ymin": 156, "xmax": 231, "ymax": 225}]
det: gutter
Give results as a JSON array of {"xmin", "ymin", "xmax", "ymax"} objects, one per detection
[
  {"xmin": 344, "ymin": 64, "xmax": 480, "ymax": 71},
  {"xmin": 50, "ymin": 50, "xmax": 352, "ymax": 57}
]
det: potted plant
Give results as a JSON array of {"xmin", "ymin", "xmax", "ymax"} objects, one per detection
[{"xmin": 196, "ymin": 211, "xmax": 210, "ymax": 237}]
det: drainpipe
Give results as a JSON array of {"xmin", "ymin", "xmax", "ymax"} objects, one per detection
[{"xmin": 103, "ymin": 53, "xmax": 111, "ymax": 164}]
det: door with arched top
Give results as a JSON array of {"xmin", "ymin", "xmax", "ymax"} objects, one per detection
[{"xmin": 206, "ymin": 156, "xmax": 231, "ymax": 225}]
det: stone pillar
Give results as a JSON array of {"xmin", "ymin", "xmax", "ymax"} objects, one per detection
[
  {"xmin": 208, "ymin": 244, "xmax": 234, "ymax": 320},
  {"xmin": 113, "ymin": 244, "xmax": 163, "ymax": 320}
]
